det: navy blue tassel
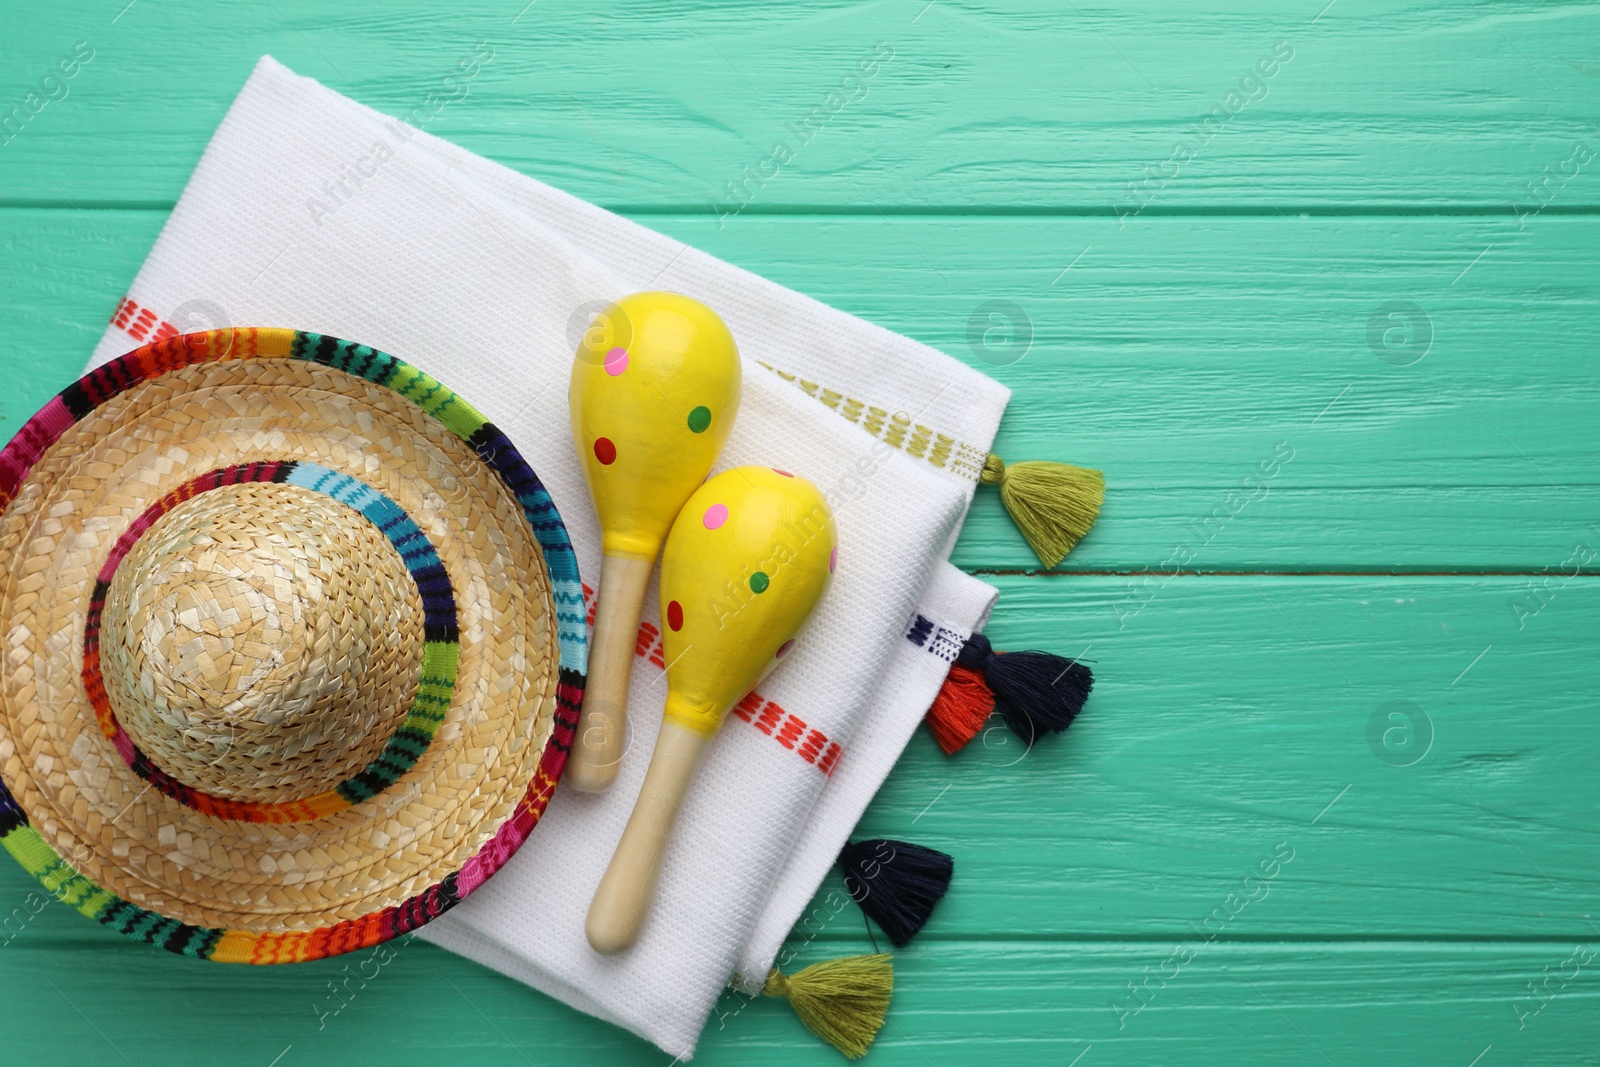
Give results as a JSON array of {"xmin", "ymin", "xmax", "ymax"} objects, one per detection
[
  {"xmin": 837, "ymin": 839, "xmax": 954, "ymax": 947},
  {"xmin": 956, "ymin": 632, "xmax": 1092, "ymax": 745}
]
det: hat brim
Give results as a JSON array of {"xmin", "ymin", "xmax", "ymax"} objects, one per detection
[{"xmin": 0, "ymin": 329, "xmax": 586, "ymax": 962}]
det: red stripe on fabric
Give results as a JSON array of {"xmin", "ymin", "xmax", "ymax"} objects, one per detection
[
  {"xmin": 555, "ymin": 681, "xmax": 586, "ymax": 713},
  {"xmin": 797, "ymin": 728, "xmax": 826, "ymax": 764},
  {"xmin": 753, "ymin": 702, "xmax": 783, "ymax": 735},
  {"xmin": 817, "ymin": 743, "xmax": 842, "ymax": 776},
  {"xmin": 774, "ymin": 715, "xmax": 806, "ymax": 750},
  {"xmin": 571, "ymin": 585, "xmax": 843, "ymax": 773},
  {"xmin": 732, "ymin": 693, "xmax": 762, "ymax": 723},
  {"xmin": 581, "ymin": 612, "xmax": 845, "ymax": 774},
  {"xmin": 635, "ymin": 621, "xmax": 658, "ymax": 659}
]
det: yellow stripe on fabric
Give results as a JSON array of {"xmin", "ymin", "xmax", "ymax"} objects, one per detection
[
  {"xmin": 250, "ymin": 327, "xmax": 298, "ymax": 357},
  {"xmin": 211, "ymin": 931, "xmax": 259, "ymax": 964},
  {"xmin": 758, "ymin": 361, "xmax": 985, "ymax": 482}
]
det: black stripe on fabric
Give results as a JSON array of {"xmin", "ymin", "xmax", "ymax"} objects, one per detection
[
  {"xmin": 385, "ymin": 729, "xmax": 431, "ymax": 759},
  {"xmin": 58, "ymin": 378, "xmax": 97, "ymax": 421},
  {"xmin": 162, "ymin": 921, "xmax": 196, "ymax": 954},
  {"xmin": 182, "ymin": 926, "xmax": 223, "ymax": 959},
  {"xmin": 369, "ymin": 353, "xmax": 398, "ymax": 386},
  {"xmin": 336, "ymin": 774, "xmax": 382, "ymax": 805},
  {"xmin": 0, "ymin": 779, "xmax": 28, "ymax": 835},
  {"xmin": 99, "ymin": 900, "xmax": 139, "ymax": 934}
]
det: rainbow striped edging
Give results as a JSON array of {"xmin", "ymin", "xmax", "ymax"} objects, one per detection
[
  {"xmin": 0, "ymin": 328, "xmax": 588, "ymax": 963},
  {"xmin": 82, "ymin": 460, "xmax": 460, "ymax": 824}
]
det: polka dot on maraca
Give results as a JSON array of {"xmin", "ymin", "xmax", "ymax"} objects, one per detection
[
  {"xmin": 687, "ymin": 406, "xmax": 712, "ymax": 433},
  {"xmin": 749, "ymin": 571, "xmax": 770, "ymax": 594},
  {"xmin": 702, "ymin": 503, "xmax": 728, "ymax": 529},
  {"xmin": 772, "ymin": 468, "xmax": 793, "ymax": 477},
  {"xmin": 666, "ymin": 600, "xmax": 684, "ymax": 631},
  {"xmin": 777, "ymin": 639, "xmax": 795, "ymax": 658},
  {"xmin": 604, "ymin": 347, "xmax": 629, "ymax": 376},
  {"xmin": 829, "ymin": 545, "xmax": 838, "ymax": 573},
  {"xmin": 593, "ymin": 437, "xmax": 617, "ymax": 465}
]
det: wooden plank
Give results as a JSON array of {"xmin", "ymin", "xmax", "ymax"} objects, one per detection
[
  {"xmin": 1, "ymin": 1, "xmax": 1596, "ymax": 210},
  {"xmin": 0, "ymin": 211, "xmax": 163, "ymax": 435},
  {"xmin": 665, "ymin": 213, "xmax": 1600, "ymax": 572},
  {"xmin": 0, "ymin": 573, "xmax": 1590, "ymax": 949},
  {"xmin": 0, "ymin": 920, "xmax": 1591, "ymax": 1065},
  {"xmin": 850, "ymin": 573, "xmax": 1600, "ymax": 939},
  {"xmin": 3, "ymin": 210, "xmax": 1595, "ymax": 571}
]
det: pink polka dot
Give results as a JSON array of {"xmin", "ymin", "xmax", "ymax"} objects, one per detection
[
  {"xmin": 702, "ymin": 503, "xmax": 729, "ymax": 530},
  {"xmin": 772, "ymin": 468, "xmax": 793, "ymax": 477},
  {"xmin": 604, "ymin": 347, "xmax": 629, "ymax": 376},
  {"xmin": 777, "ymin": 639, "xmax": 795, "ymax": 658},
  {"xmin": 829, "ymin": 545, "xmax": 838, "ymax": 573}
]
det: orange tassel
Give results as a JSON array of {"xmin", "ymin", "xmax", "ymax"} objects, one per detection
[{"xmin": 924, "ymin": 663, "xmax": 995, "ymax": 754}]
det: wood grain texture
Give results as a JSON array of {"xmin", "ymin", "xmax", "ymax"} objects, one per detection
[
  {"xmin": 4, "ymin": 210, "xmax": 1596, "ymax": 570},
  {"xmin": 0, "ymin": 919, "xmax": 1593, "ymax": 1066},
  {"xmin": 2, "ymin": 1, "xmax": 1597, "ymax": 209},
  {"xmin": 1, "ymin": 0, "xmax": 1596, "ymax": 1063},
  {"xmin": 855, "ymin": 574, "xmax": 1600, "ymax": 939}
]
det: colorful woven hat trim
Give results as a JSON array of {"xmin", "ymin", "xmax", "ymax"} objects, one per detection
[
  {"xmin": 0, "ymin": 328, "xmax": 588, "ymax": 962},
  {"xmin": 81, "ymin": 460, "xmax": 460, "ymax": 824}
]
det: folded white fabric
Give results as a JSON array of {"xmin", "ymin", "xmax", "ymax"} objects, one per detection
[
  {"xmin": 734, "ymin": 561, "xmax": 997, "ymax": 993},
  {"xmin": 85, "ymin": 57, "xmax": 1010, "ymax": 1059}
]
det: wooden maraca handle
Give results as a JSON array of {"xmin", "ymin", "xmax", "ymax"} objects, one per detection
[
  {"xmin": 586, "ymin": 720, "xmax": 709, "ymax": 954},
  {"xmin": 566, "ymin": 553, "xmax": 654, "ymax": 793}
]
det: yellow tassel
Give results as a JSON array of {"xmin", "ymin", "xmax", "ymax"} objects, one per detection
[
  {"xmin": 980, "ymin": 454, "xmax": 1104, "ymax": 568},
  {"xmin": 762, "ymin": 954, "xmax": 894, "ymax": 1059}
]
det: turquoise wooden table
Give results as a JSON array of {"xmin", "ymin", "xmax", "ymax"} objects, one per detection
[{"xmin": 3, "ymin": 2, "xmax": 1597, "ymax": 1063}]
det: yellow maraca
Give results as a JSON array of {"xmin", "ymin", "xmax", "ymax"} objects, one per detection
[
  {"xmin": 567, "ymin": 292, "xmax": 742, "ymax": 793},
  {"xmin": 587, "ymin": 466, "xmax": 836, "ymax": 954}
]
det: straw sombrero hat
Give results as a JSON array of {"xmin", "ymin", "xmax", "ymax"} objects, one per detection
[{"xmin": 0, "ymin": 328, "xmax": 585, "ymax": 963}]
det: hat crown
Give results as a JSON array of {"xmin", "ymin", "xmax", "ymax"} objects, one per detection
[{"xmin": 99, "ymin": 482, "xmax": 425, "ymax": 803}]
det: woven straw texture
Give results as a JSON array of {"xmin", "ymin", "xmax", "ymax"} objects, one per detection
[
  {"xmin": 0, "ymin": 328, "xmax": 586, "ymax": 962},
  {"xmin": 102, "ymin": 481, "xmax": 428, "ymax": 803}
]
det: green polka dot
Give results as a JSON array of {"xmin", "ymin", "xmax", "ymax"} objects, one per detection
[
  {"xmin": 749, "ymin": 571, "xmax": 770, "ymax": 594},
  {"xmin": 687, "ymin": 406, "xmax": 712, "ymax": 433}
]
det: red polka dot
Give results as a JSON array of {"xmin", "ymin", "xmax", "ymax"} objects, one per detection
[
  {"xmin": 593, "ymin": 437, "xmax": 617, "ymax": 465},
  {"xmin": 772, "ymin": 468, "xmax": 794, "ymax": 477},
  {"xmin": 777, "ymin": 639, "xmax": 795, "ymax": 658},
  {"xmin": 667, "ymin": 600, "xmax": 684, "ymax": 631}
]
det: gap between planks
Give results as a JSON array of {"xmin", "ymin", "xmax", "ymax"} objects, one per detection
[
  {"xmin": 6, "ymin": 201, "xmax": 1600, "ymax": 218},
  {"xmin": 970, "ymin": 568, "xmax": 1600, "ymax": 578},
  {"xmin": 783, "ymin": 932, "xmax": 1600, "ymax": 944}
]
